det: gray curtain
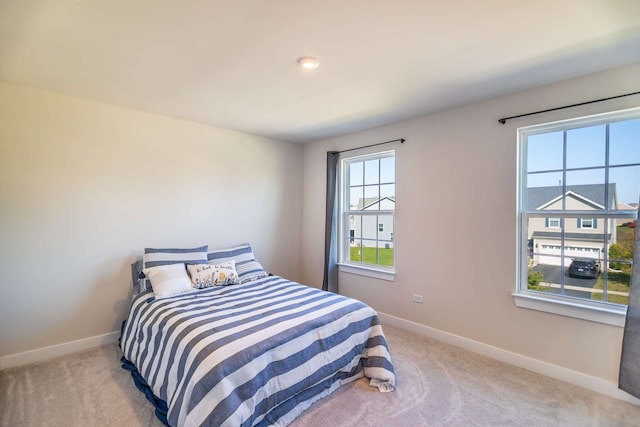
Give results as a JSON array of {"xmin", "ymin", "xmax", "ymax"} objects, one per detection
[
  {"xmin": 619, "ymin": 197, "xmax": 640, "ymax": 397},
  {"xmin": 322, "ymin": 151, "xmax": 340, "ymax": 293}
]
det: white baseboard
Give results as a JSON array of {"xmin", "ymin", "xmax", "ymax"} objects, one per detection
[
  {"xmin": 3, "ymin": 314, "xmax": 639, "ymax": 406},
  {"xmin": 377, "ymin": 311, "xmax": 640, "ymax": 406},
  {"xmin": 0, "ymin": 331, "xmax": 121, "ymax": 370}
]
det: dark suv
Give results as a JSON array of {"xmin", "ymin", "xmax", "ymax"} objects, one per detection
[{"xmin": 568, "ymin": 258, "xmax": 600, "ymax": 279}]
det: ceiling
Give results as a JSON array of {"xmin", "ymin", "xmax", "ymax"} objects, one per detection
[{"xmin": 1, "ymin": 1, "xmax": 639, "ymax": 143}]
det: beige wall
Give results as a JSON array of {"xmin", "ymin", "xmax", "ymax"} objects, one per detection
[
  {"xmin": 0, "ymin": 83, "xmax": 303, "ymax": 357},
  {"xmin": 1, "ymin": 61, "xmax": 638, "ymax": 381},
  {"xmin": 302, "ymin": 62, "xmax": 640, "ymax": 383}
]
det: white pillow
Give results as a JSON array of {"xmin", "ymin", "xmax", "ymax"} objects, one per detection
[
  {"xmin": 187, "ymin": 261, "xmax": 240, "ymax": 288},
  {"xmin": 141, "ymin": 245, "xmax": 208, "ymax": 292},
  {"xmin": 143, "ymin": 263, "xmax": 194, "ymax": 299}
]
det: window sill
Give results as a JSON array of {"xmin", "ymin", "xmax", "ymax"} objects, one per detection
[
  {"xmin": 512, "ymin": 292, "xmax": 627, "ymax": 327},
  {"xmin": 338, "ymin": 264, "xmax": 395, "ymax": 281}
]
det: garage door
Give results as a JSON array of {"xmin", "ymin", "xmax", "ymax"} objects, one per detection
[{"xmin": 536, "ymin": 244, "xmax": 601, "ymax": 266}]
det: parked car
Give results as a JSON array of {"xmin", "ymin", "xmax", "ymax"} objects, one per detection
[{"xmin": 568, "ymin": 258, "xmax": 600, "ymax": 279}]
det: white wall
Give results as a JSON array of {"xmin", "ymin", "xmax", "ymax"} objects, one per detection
[
  {"xmin": 302, "ymin": 62, "xmax": 640, "ymax": 384},
  {"xmin": 0, "ymin": 83, "xmax": 303, "ymax": 357}
]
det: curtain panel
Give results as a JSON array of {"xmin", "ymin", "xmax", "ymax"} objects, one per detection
[
  {"xmin": 322, "ymin": 151, "xmax": 339, "ymax": 293},
  {"xmin": 619, "ymin": 194, "xmax": 640, "ymax": 397}
]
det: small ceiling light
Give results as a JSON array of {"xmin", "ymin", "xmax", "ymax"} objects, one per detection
[{"xmin": 297, "ymin": 57, "xmax": 319, "ymax": 71}]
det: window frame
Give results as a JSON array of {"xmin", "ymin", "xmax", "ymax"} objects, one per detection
[
  {"xmin": 338, "ymin": 150, "xmax": 396, "ymax": 280},
  {"xmin": 515, "ymin": 107, "xmax": 640, "ymax": 326}
]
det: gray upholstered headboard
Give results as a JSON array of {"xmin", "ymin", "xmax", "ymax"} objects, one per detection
[{"xmin": 131, "ymin": 259, "xmax": 144, "ymax": 295}]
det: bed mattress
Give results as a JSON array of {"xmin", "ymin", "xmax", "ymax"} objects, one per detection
[{"xmin": 120, "ymin": 275, "xmax": 395, "ymax": 426}]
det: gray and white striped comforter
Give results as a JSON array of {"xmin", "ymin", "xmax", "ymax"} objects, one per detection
[{"xmin": 120, "ymin": 275, "xmax": 395, "ymax": 427}]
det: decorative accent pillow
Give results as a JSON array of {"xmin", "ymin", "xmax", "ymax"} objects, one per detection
[
  {"xmin": 207, "ymin": 243, "xmax": 268, "ymax": 283},
  {"xmin": 141, "ymin": 245, "xmax": 208, "ymax": 291},
  {"xmin": 187, "ymin": 261, "xmax": 240, "ymax": 288},
  {"xmin": 234, "ymin": 259, "xmax": 269, "ymax": 283},
  {"xmin": 142, "ymin": 263, "xmax": 194, "ymax": 299}
]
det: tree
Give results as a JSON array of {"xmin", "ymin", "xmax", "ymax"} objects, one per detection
[
  {"xmin": 609, "ymin": 243, "xmax": 633, "ymax": 271},
  {"xmin": 527, "ymin": 270, "xmax": 545, "ymax": 290}
]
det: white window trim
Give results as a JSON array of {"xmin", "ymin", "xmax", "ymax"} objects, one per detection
[
  {"xmin": 548, "ymin": 218, "xmax": 560, "ymax": 228},
  {"xmin": 515, "ymin": 107, "xmax": 640, "ymax": 325},
  {"xmin": 513, "ymin": 292, "xmax": 626, "ymax": 327},
  {"xmin": 339, "ymin": 150, "xmax": 396, "ymax": 277},
  {"xmin": 338, "ymin": 263, "xmax": 396, "ymax": 281}
]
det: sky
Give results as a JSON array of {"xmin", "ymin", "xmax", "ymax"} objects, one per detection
[
  {"xmin": 526, "ymin": 118, "xmax": 640, "ymax": 204},
  {"xmin": 349, "ymin": 156, "xmax": 395, "ymax": 208}
]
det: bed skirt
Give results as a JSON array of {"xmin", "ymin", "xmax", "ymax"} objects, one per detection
[{"xmin": 121, "ymin": 356, "xmax": 170, "ymax": 426}]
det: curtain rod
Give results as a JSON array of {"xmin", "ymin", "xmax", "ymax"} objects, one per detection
[
  {"xmin": 337, "ymin": 138, "xmax": 405, "ymax": 154},
  {"xmin": 498, "ymin": 90, "xmax": 640, "ymax": 125}
]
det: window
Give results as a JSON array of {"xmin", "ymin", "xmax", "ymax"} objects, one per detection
[
  {"xmin": 516, "ymin": 108, "xmax": 639, "ymax": 323},
  {"xmin": 547, "ymin": 218, "xmax": 560, "ymax": 228},
  {"xmin": 578, "ymin": 218, "xmax": 595, "ymax": 229},
  {"xmin": 340, "ymin": 151, "xmax": 395, "ymax": 273}
]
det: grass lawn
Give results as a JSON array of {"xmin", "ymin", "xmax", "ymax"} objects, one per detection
[
  {"xmin": 591, "ymin": 269, "xmax": 631, "ymax": 305},
  {"xmin": 350, "ymin": 246, "xmax": 394, "ymax": 267}
]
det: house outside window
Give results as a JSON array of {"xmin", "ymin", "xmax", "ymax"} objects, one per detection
[
  {"xmin": 516, "ymin": 108, "xmax": 639, "ymax": 324},
  {"xmin": 340, "ymin": 151, "xmax": 395, "ymax": 272}
]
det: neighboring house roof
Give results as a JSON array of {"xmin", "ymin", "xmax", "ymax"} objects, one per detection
[
  {"xmin": 355, "ymin": 197, "xmax": 378, "ymax": 210},
  {"xmin": 362, "ymin": 196, "xmax": 395, "ymax": 210},
  {"xmin": 356, "ymin": 196, "xmax": 395, "ymax": 210},
  {"xmin": 618, "ymin": 201, "xmax": 637, "ymax": 210},
  {"xmin": 616, "ymin": 201, "xmax": 638, "ymax": 225},
  {"xmin": 527, "ymin": 184, "xmax": 616, "ymax": 211},
  {"xmin": 531, "ymin": 231, "xmax": 611, "ymax": 243}
]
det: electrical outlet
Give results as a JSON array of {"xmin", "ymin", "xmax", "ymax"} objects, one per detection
[{"xmin": 412, "ymin": 294, "xmax": 424, "ymax": 303}]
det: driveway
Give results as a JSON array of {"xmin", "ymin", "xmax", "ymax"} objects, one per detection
[{"xmin": 531, "ymin": 264, "xmax": 597, "ymax": 298}]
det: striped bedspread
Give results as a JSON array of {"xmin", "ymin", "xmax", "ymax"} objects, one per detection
[{"xmin": 120, "ymin": 275, "xmax": 395, "ymax": 427}]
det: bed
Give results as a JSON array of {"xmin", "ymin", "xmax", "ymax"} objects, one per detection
[{"xmin": 120, "ymin": 272, "xmax": 396, "ymax": 427}]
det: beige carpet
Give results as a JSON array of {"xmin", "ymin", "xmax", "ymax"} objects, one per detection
[{"xmin": 2, "ymin": 325, "xmax": 640, "ymax": 426}]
